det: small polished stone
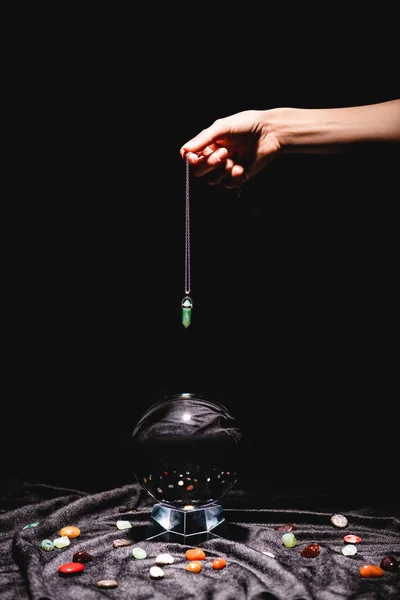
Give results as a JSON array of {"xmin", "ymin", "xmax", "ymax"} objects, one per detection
[
  {"xmin": 23, "ymin": 522, "xmax": 40, "ymax": 529},
  {"xmin": 132, "ymin": 547, "xmax": 147, "ymax": 559},
  {"xmin": 155, "ymin": 553, "xmax": 174, "ymax": 565},
  {"xmin": 342, "ymin": 544, "xmax": 357, "ymax": 556},
  {"xmin": 96, "ymin": 579, "xmax": 119, "ymax": 589},
  {"xmin": 186, "ymin": 560, "xmax": 202, "ymax": 573},
  {"xmin": 73, "ymin": 550, "xmax": 92, "ymax": 563},
  {"xmin": 116, "ymin": 520, "xmax": 132, "ymax": 530},
  {"xmin": 41, "ymin": 539, "xmax": 55, "ymax": 552},
  {"xmin": 212, "ymin": 558, "xmax": 227, "ymax": 570},
  {"xmin": 262, "ymin": 551, "xmax": 276, "ymax": 558},
  {"xmin": 343, "ymin": 534, "xmax": 362, "ymax": 544},
  {"xmin": 150, "ymin": 566, "xmax": 165, "ymax": 579},
  {"xmin": 59, "ymin": 562, "xmax": 85, "ymax": 575},
  {"xmin": 59, "ymin": 526, "xmax": 81, "ymax": 539},
  {"xmin": 113, "ymin": 538, "xmax": 132, "ymax": 548},
  {"xmin": 282, "ymin": 532, "xmax": 297, "ymax": 548},
  {"xmin": 360, "ymin": 564, "xmax": 384, "ymax": 578},
  {"xmin": 185, "ymin": 548, "xmax": 206, "ymax": 561},
  {"xmin": 275, "ymin": 523, "xmax": 296, "ymax": 532},
  {"xmin": 53, "ymin": 536, "xmax": 70, "ymax": 549},
  {"xmin": 301, "ymin": 543, "xmax": 320, "ymax": 558},
  {"xmin": 380, "ymin": 555, "xmax": 399, "ymax": 572},
  {"xmin": 330, "ymin": 514, "xmax": 348, "ymax": 528}
]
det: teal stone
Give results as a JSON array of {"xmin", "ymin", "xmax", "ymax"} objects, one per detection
[
  {"xmin": 23, "ymin": 522, "xmax": 39, "ymax": 529},
  {"xmin": 41, "ymin": 539, "xmax": 55, "ymax": 551},
  {"xmin": 282, "ymin": 532, "xmax": 297, "ymax": 548},
  {"xmin": 132, "ymin": 547, "xmax": 147, "ymax": 559}
]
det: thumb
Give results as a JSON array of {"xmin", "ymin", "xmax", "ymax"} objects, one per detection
[{"xmin": 180, "ymin": 122, "xmax": 227, "ymax": 157}]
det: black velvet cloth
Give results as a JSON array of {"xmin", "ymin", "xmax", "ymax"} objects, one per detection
[{"xmin": 1, "ymin": 481, "xmax": 399, "ymax": 599}]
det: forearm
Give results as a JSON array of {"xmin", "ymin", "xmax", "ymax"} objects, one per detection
[{"xmin": 268, "ymin": 100, "xmax": 400, "ymax": 154}]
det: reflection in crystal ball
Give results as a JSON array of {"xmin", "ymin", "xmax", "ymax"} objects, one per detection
[{"xmin": 131, "ymin": 393, "xmax": 242, "ymax": 508}]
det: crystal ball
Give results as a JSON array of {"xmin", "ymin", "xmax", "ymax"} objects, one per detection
[{"xmin": 131, "ymin": 393, "xmax": 242, "ymax": 508}]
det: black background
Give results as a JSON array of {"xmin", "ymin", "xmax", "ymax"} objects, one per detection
[{"xmin": 3, "ymin": 8, "xmax": 399, "ymax": 506}]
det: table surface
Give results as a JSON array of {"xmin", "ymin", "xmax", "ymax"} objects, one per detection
[{"xmin": 1, "ymin": 478, "xmax": 399, "ymax": 600}]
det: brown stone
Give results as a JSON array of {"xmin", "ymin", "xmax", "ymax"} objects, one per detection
[
  {"xmin": 113, "ymin": 538, "xmax": 132, "ymax": 548},
  {"xmin": 380, "ymin": 555, "xmax": 399, "ymax": 572},
  {"xmin": 96, "ymin": 579, "xmax": 119, "ymax": 588},
  {"xmin": 73, "ymin": 550, "xmax": 92, "ymax": 563},
  {"xmin": 300, "ymin": 543, "xmax": 320, "ymax": 558}
]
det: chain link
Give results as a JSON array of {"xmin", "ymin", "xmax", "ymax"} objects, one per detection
[{"xmin": 184, "ymin": 157, "xmax": 191, "ymax": 296}]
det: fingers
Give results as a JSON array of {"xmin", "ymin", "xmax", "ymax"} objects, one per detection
[
  {"xmin": 180, "ymin": 124, "xmax": 223, "ymax": 158},
  {"xmin": 180, "ymin": 120, "xmax": 245, "ymax": 187},
  {"xmin": 223, "ymin": 164, "xmax": 245, "ymax": 189},
  {"xmin": 191, "ymin": 156, "xmax": 245, "ymax": 189},
  {"xmin": 184, "ymin": 147, "xmax": 230, "ymax": 178}
]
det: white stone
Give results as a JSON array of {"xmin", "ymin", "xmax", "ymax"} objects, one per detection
[
  {"xmin": 150, "ymin": 566, "xmax": 165, "ymax": 578},
  {"xmin": 330, "ymin": 514, "xmax": 348, "ymax": 528},
  {"xmin": 342, "ymin": 544, "xmax": 357, "ymax": 556},
  {"xmin": 155, "ymin": 553, "xmax": 174, "ymax": 565},
  {"xmin": 116, "ymin": 520, "xmax": 132, "ymax": 530}
]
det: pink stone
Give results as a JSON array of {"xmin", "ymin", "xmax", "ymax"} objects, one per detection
[
  {"xmin": 59, "ymin": 562, "xmax": 85, "ymax": 575},
  {"xmin": 343, "ymin": 534, "xmax": 362, "ymax": 544},
  {"xmin": 274, "ymin": 523, "xmax": 296, "ymax": 531}
]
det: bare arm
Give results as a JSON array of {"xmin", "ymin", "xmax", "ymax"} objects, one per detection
[
  {"xmin": 181, "ymin": 100, "xmax": 400, "ymax": 188},
  {"xmin": 273, "ymin": 100, "xmax": 400, "ymax": 153}
]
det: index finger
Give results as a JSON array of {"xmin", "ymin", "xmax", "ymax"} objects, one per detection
[{"xmin": 180, "ymin": 122, "xmax": 227, "ymax": 158}]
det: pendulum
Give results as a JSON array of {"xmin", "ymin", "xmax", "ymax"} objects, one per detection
[
  {"xmin": 182, "ymin": 156, "xmax": 193, "ymax": 328},
  {"xmin": 181, "ymin": 296, "xmax": 192, "ymax": 329}
]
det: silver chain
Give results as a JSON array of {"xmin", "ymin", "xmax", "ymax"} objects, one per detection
[{"xmin": 184, "ymin": 157, "xmax": 191, "ymax": 296}]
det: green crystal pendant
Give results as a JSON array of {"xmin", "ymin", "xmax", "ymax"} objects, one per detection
[{"xmin": 181, "ymin": 296, "xmax": 193, "ymax": 329}]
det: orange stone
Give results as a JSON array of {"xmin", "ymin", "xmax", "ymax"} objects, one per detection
[
  {"xmin": 186, "ymin": 560, "xmax": 203, "ymax": 573},
  {"xmin": 359, "ymin": 564, "xmax": 384, "ymax": 578},
  {"xmin": 59, "ymin": 526, "xmax": 81, "ymax": 539},
  {"xmin": 212, "ymin": 558, "xmax": 227, "ymax": 570},
  {"xmin": 185, "ymin": 548, "xmax": 206, "ymax": 561}
]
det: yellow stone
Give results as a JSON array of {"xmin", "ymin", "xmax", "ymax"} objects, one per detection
[
  {"xmin": 59, "ymin": 526, "xmax": 81, "ymax": 539},
  {"xmin": 53, "ymin": 536, "xmax": 70, "ymax": 549}
]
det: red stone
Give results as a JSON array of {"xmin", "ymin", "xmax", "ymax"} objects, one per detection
[
  {"xmin": 212, "ymin": 558, "xmax": 227, "ymax": 570},
  {"xmin": 185, "ymin": 548, "xmax": 206, "ymax": 561},
  {"xmin": 300, "ymin": 543, "xmax": 320, "ymax": 558},
  {"xmin": 359, "ymin": 564, "xmax": 384, "ymax": 578},
  {"xmin": 343, "ymin": 534, "xmax": 362, "ymax": 544},
  {"xmin": 59, "ymin": 562, "xmax": 85, "ymax": 575}
]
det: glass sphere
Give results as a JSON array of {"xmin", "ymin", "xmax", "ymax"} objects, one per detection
[{"xmin": 131, "ymin": 393, "xmax": 242, "ymax": 508}]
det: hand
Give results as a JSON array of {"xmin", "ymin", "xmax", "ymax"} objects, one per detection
[{"xmin": 180, "ymin": 110, "xmax": 282, "ymax": 189}]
